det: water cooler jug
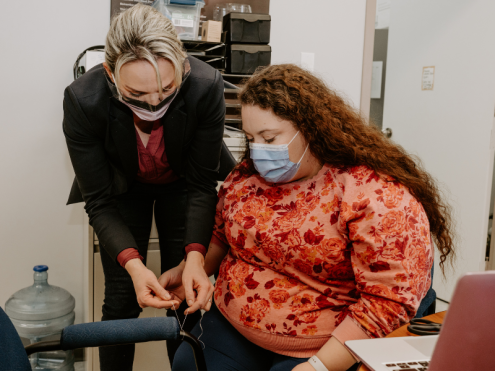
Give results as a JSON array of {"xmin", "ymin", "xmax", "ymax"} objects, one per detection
[{"xmin": 5, "ymin": 265, "xmax": 76, "ymax": 371}]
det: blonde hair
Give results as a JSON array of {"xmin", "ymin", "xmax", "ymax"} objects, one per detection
[{"xmin": 105, "ymin": 4, "xmax": 187, "ymax": 96}]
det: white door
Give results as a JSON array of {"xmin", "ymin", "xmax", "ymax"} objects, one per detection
[{"xmin": 382, "ymin": 0, "xmax": 495, "ymax": 301}]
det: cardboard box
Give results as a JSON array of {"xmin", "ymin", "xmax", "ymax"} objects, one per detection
[{"xmin": 202, "ymin": 20, "xmax": 222, "ymax": 42}]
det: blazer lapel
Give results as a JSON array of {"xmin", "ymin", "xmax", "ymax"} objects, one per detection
[
  {"xmin": 162, "ymin": 92, "xmax": 187, "ymax": 176},
  {"xmin": 108, "ymin": 99, "xmax": 139, "ymax": 180}
]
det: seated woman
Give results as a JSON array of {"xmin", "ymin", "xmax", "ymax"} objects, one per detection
[{"xmin": 163, "ymin": 64, "xmax": 455, "ymax": 371}]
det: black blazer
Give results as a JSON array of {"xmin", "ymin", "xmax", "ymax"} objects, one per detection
[{"xmin": 63, "ymin": 57, "xmax": 231, "ymax": 262}]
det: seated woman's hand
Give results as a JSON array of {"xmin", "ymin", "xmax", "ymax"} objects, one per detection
[
  {"xmin": 158, "ymin": 263, "xmax": 186, "ymax": 308},
  {"xmin": 182, "ymin": 251, "xmax": 214, "ymax": 314}
]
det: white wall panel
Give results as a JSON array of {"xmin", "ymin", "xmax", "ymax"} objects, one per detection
[
  {"xmin": 383, "ymin": 0, "xmax": 495, "ymax": 300},
  {"xmin": 0, "ymin": 1, "xmax": 110, "ymax": 324},
  {"xmin": 270, "ymin": 0, "xmax": 368, "ymax": 110}
]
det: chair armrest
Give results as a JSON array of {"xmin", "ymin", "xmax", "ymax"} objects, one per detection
[
  {"xmin": 24, "ymin": 318, "xmax": 207, "ymax": 371},
  {"xmin": 60, "ymin": 317, "xmax": 180, "ymax": 350},
  {"xmin": 25, "ymin": 340, "xmax": 63, "ymax": 356}
]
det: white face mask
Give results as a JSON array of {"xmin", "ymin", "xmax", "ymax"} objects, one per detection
[
  {"xmin": 120, "ymin": 96, "xmax": 175, "ymax": 121},
  {"xmin": 111, "ymin": 73, "xmax": 178, "ymax": 121},
  {"xmin": 107, "ymin": 59, "xmax": 191, "ymax": 121}
]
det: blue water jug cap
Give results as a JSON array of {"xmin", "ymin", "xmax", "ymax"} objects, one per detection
[{"xmin": 33, "ymin": 265, "xmax": 48, "ymax": 272}]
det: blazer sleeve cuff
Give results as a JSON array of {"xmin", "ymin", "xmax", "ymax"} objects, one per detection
[
  {"xmin": 117, "ymin": 248, "xmax": 144, "ymax": 268},
  {"xmin": 185, "ymin": 243, "xmax": 207, "ymax": 258}
]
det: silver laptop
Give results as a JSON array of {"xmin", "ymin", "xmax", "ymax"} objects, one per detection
[{"xmin": 345, "ymin": 271, "xmax": 495, "ymax": 371}]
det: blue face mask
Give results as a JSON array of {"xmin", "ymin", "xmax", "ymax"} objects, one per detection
[{"xmin": 249, "ymin": 131, "xmax": 309, "ymax": 183}]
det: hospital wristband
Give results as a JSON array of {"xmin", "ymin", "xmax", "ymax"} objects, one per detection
[{"xmin": 308, "ymin": 355, "xmax": 329, "ymax": 371}]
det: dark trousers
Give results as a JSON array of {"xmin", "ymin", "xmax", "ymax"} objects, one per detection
[
  {"xmin": 173, "ymin": 303, "xmax": 309, "ymax": 371},
  {"xmin": 98, "ymin": 179, "xmax": 200, "ymax": 371},
  {"xmin": 173, "ymin": 303, "xmax": 361, "ymax": 371}
]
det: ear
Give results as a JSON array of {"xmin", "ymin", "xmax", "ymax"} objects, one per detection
[{"xmin": 102, "ymin": 62, "xmax": 115, "ymax": 83}]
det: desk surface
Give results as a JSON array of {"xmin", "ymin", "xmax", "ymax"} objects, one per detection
[{"xmin": 357, "ymin": 311, "xmax": 446, "ymax": 371}]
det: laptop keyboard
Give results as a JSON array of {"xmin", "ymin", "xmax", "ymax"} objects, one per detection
[{"xmin": 384, "ymin": 360, "xmax": 429, "ymax": 370}]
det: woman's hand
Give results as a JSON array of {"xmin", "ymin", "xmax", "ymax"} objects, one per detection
[
  {"xmin": 182, "ymin": 251, "xmax": 214, "ymax": 314},
  {"xmin": 125, "ymin": 259, "xmax": 176, "ymax": 309},
  {"xmin": 292, "ymin": 362, "xmax": 316, "ymax": 371},
  {"xmin": 158, "ymin": 262, "xmax": 186, "ymax": 307}
]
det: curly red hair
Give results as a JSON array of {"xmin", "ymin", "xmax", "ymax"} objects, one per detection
[{"xmin": 238, "ymin": 64, "xmax": 455, "ymax": 273}]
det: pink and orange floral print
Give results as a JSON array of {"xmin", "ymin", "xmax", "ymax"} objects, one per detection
[{"xmin": 211, "ymin": 163, "xmax": 433, "ymax": 357}]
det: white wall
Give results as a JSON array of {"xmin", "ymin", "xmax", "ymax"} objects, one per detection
[
  {"xmin": 375, "ymin": 0, "xmax": 391, "ymax": 29},
  {"xmin": 0, "ymin": 0, "xmax": 371, "ymax": 327},
  {"xmin": 270, "ymin": 0, "xmax": 368, "ymax": 110},
  {"xmin": 0, "ymin": 1, "xmax": 110, "ymax": 324},
  {"xmin": 383, "ymin": 0, "xmax": 495, "ymax": 300}
]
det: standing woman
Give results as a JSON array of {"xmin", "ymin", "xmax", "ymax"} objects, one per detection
[{"xmin": 63, "ymin": 4, "xmax": 228, "ymax": 370}]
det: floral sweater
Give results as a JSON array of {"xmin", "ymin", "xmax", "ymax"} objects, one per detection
[{"xmin": 211, "ymin": 163, "xmax": 433, "ymax": 357}]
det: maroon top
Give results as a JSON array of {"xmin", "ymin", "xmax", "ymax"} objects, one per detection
[
  {"xmin": 134, "ymin": 115, "xmax": 179, "ymax": 184},
  {"xmin": 116, "ymin": 115, "xmax": 207, "ymax": 267}
]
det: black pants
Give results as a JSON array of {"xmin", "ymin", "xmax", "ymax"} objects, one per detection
[
  {"xmin": 173, "ymin": 303, "xmax": 360, "ymax": 371},
  {"xmin": 173, "ymin": 303, "xmax": 309, "ymax": 371},
  {"xmin": 98, "ymin": 179, "xmax": 201, "ymax": 371}
]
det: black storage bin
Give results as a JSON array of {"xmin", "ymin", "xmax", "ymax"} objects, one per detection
[
  {"xmin": 227, "ymin": 44, "xmax": 271, "ymax": 74},
  {"xmin": 223, "ymin": 13, "xmax": 271, "ymax": 44}
]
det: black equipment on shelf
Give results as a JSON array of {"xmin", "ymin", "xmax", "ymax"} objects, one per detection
[{"xmin": 73, "ymin": 45, "xmax": 105, "ymax": 80}]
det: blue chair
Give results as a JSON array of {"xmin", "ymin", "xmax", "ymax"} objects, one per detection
[
  {"xmin": 415, "ymin": 266, "xmax": 437, "ymax": 318},
  {"xmin": 0, "ymin": 307, "xmax": 206, "ymax": 371}
]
